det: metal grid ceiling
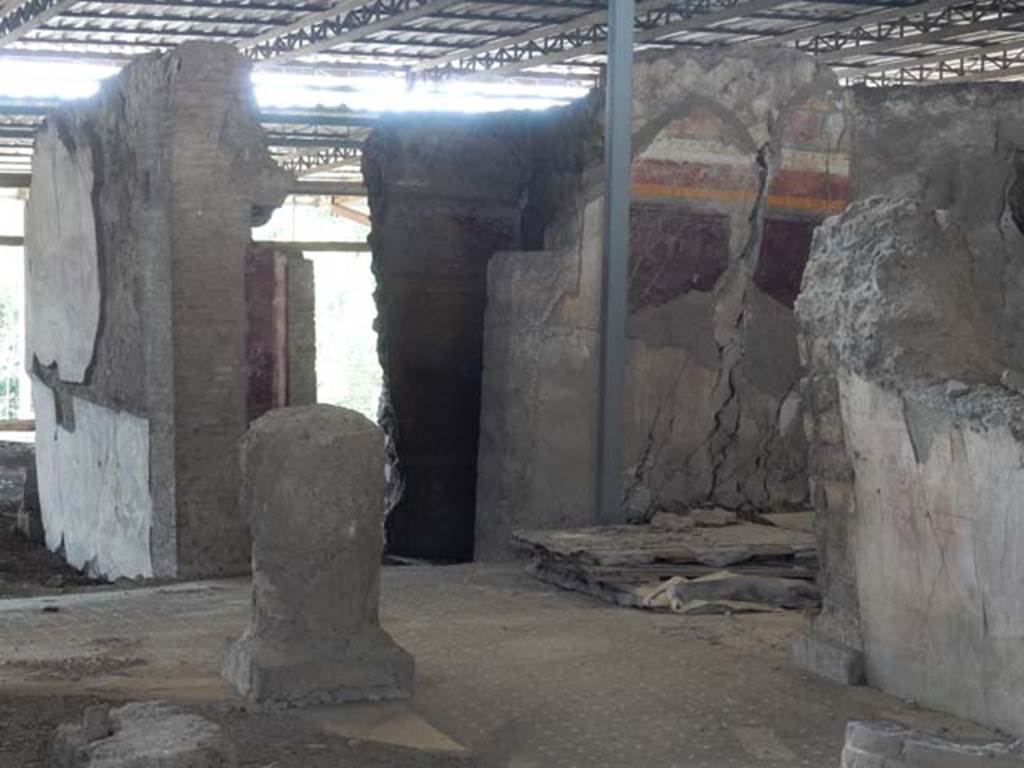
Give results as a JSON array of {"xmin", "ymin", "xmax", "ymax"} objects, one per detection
[{"xmin": 1, "ymin": 0, "xmax": 1022, "ymax": 178}]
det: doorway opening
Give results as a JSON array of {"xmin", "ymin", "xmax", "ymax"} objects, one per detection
[{"xmin": 254, "ymin": 194, "xmax": 381, "ymax": 421}]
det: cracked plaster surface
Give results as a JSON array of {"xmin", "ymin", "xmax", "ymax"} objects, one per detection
[
  {"xmin": 796, "ymin": 83, "xmax": 1024, "ymax": 734},
  {"xmin": 475, "ymin": 48, "xmax": 841, "ymax": 559}
]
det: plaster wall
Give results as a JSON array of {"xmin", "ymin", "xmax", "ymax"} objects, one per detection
[
  {"xmin": 33, "ymin": 377, "xmax": 154, "ymax": 579},
  {"xmin": 839, "ymin": 372, "xmax": 1024, "ymax": 734},
  {"xmin": 796, "ymin": 83, "xmax": 1024, "ymax": 732},
  {"xmin": 475, "ymin": 48, "xmax": 848, "ymax": 559},
  {"xmin": 23, "ymin": 127, "xmax": 100, "ymax": 385}
]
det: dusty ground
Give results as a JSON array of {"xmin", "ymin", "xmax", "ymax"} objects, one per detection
[
  {"xmin": 0, "ymin": 513, "xmax": 106, "ymax": 598},
  {"xmin": 0, "ymin": 692, "xmax": 473, "ymax": 768},
  {"xmin": 0, "ymin": 566, "xmax": 1003, "ymax": 768},
  {"xmin": 0, "ymin": 691, "xmax": 109, "ymax": 767}
]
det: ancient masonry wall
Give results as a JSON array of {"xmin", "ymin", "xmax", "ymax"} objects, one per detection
[
  {"xmin": 474, "ymin": 49, "xmax": 848, "ymax": 559},
  {"xmin": 25, "ymin": 42, "xmax": 290, "ymax": 579},
  {"xmin": 245, "ymin": 243, "xmax": 317, "ymax": 422},
  {"xmin": 362, "ymin": 104, "xmax": 599, "ymax": 561},
  {"xmin": 797, "ymin": 84, "xmax": 1024, "ymax": 734}
]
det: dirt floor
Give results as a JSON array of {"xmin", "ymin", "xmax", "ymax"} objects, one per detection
[
  {"xmin": 0, "ymin": 692, "xmax": 474, "ymax": 768},
  {"xmin": 0, "ymin": 692, "xmax": 109, "ymax": 767},
  {"xmin": 0, "ymin": 566, "xmax": 1004, "ymax": 768},
  {"xmin": 0, "ymin": 513, "xmax": 106, "ymax": 598}
]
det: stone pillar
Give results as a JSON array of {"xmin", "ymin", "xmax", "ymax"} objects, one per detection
[{"xmin": 223, "ymin": 405, "xmax": 413, "ymax": 706}]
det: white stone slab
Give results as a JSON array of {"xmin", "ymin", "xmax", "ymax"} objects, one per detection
[
  {"xmin": 25, "ymin": 122, "xmax": 101, "ymax": 383},
  {"xmin": 33, "ymin": 377, "xmax": 153, "ymax": 579},
  {"xmin": 840, "ymin": 371, "xmax": 1024, "ymax": 735}
]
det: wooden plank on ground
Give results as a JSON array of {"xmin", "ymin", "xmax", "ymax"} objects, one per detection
[{"xmin": 0, "ymin": 419, "xmax": 33, "ymax": 432}]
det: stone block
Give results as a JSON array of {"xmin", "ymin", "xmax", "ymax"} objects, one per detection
[
  {"xmin": 16, "ymin": 498, "xmax": 44, "ymax": 545},
  {"xmin": 46, "ymin": 701, "xmax": 236, "ymax": 767},
  {"xmin": 0, "ymin": 440, "xmax": 42, "ymax": 543},
  {"xmin": 792, "ymin": 629, "xmax": 865, "ymax": 685},
  {"xmin": 285, "ymin": 251, "xmax": 317, "ymax": 407},
  {"xmin": 1002, "ymin": 369, "xmax": 1024, "ymax": 397},
  {"xmin": 223, "ymin": 405, "xmax": 413, "ymax": 706},
  {"xmin": 840, "ymin": 721, "xmax": 1024, "ymax": 768}
]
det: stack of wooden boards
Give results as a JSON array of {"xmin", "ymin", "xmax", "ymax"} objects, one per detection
[{"xmin": 513, "ymin": 510, "xmax": 819, "ymax": 615}]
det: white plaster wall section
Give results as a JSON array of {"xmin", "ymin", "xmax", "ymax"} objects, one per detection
[
  {"xmin": 550, "ymin": 196, "xmax": 604, "ymax": 331},
  {"xmin": 32, "ymin": 377, "xmax": 154, "ymax": 579},
  {"xmin": 24, "ymin": 122, "xmax": 101, "ymax": 383},
  {"xmin": 839, "ymin": 371, "xmax": 1024, "ymax": 735},
  {"xmin": 637, "ymin": 132, "xmax": 751, "ymax": 169}
]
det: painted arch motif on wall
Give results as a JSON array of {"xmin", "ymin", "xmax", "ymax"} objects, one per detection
[{"xmin": 628, "ymin": 97, "xmax": 851, "ymax": 310}]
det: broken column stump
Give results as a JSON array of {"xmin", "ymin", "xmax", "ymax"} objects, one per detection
[
  {"xmin": 47, "ymin": 701, "xmax": 237, "ymax": 768},
  {"xmin": 223, "ymin": 405, "xmax": 413, "ymax": 706},
  {"xmin": 0, "ymin": 440, "xmax": 42, "ymax": 543},
  {"xmin": 792, "ymin": 630, "xmax": 865, "ymax": 686},
  {"xmin": 840, "ymin": 721, "xmax": 1024, "ymax": 767}
]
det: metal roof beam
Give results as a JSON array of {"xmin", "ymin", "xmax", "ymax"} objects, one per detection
[
  {"xmin": 290, "ymin": 179, "xmax": 366, "ymax": 196},
  {"xmin": 802, "ymin": 0, "xmax": 1024, "ymax": 56},
  {"xmin": 0, "ymin": 126, "xmax": 36, "ymax": 139},
  {"xmin": 440, "ymin": 0, "xmax": 791, "ymax": 76},
  {"xmin": 10, "ymin": 34, "xmax": 167, "ymax": 47},
  {"xmin": 259, "ymin": 109, "xmax": 379, "ymax": 127},
  {"xmin": 818, "ymin": 12, "xmax": 1024, "ymax": 63},
  {"xmin": 0, "ymin": 47, "xmax": 133, "ymax": 62},
  {"xmin": 0, "ymin": 0, "xmax": 81, "ymax": 46},
  {"xmin": 97, "ymin": 0, "xmax": 326, "ymax": 12},
  {"xmin": 239, "ymin": 0, "xmax": 366, "ymax": 52},
  {"xmin": 278, "ymin": 143, "xmax": 361, "ymax": 175},
  {"xmin": 411, "ymin": 0, "xmax": 672, "ymax": 73},
  {"xmin": 953, "ymin": 60, "xmax": 1024, "ymax": 80},
  {"xmin": 25, "ymin": 31, "xmax": 244, "ymax": 45},
  {"xmin": 96, "ymin": 0, "xmax": 323, "ymax": 12},
  {"xmin": 385, "ymin": 24, "xmax": 501, "ymax": 37},
  {"xmin": 241, "ymin": 0, "xmax": 463, "ymax": 63},
  {"xmin": 253, "ymin": 239, "xmax": 369, "ymax": 250},
  {"xmin": 840, "ymin": 36, "xmax": 1024, "ymax": 72},
  {"xmin": 0, "ymin": 173, "xmax": 30, "ymax": 187},
  {"xmin": 0, "ymin": 98, "xmax": 378, "ymax": 131},
  {"xmin": 850, "ymin": 43, "xmax": 1024, "ymax": 83},
  {"xmin": 0, "ymin": 99, "xmax": 55, "ymax": 115},
  {"xmin": 429, "ymin": 8, "xmax": 586, "ymax": 26},
  {"xmin": 267, "ymin": 134, "xmax": 363, "ymax": 148},
  {"xmin": 749, "ymin": 0, "xmax": 955, "ymax": 47},
  {"xmin": 37, "ymin": 22, "xmax": 254, "ymax": 38},
  {"xmin": 59, "ymin": 10, "xmax": 278, "ymax": 27}
]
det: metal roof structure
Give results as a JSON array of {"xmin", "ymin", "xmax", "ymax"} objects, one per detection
[{"xmin": 1, "ymin": 0, "xmax": 1023, "ymax": 179}]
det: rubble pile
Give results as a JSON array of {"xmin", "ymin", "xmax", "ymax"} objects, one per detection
[{"xmin": 515, "ymin": 510, "xmax": 818, "ymax": 614}]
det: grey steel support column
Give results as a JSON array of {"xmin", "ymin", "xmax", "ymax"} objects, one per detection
[{"xmin": 597, "ymin": 0, "xmax": 634, "ymax": 525}]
